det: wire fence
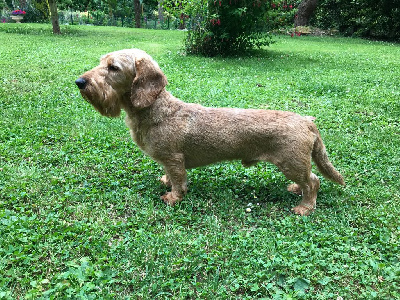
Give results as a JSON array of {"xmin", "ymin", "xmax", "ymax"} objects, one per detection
[{"xmin": 57, "ymin": 10, "xmax": 186, "ymax": 30}]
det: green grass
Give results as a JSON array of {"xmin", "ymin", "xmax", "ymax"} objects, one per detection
[{"xmin": 0, "ymin": 23, "xmax": 399, "ymax": 299}]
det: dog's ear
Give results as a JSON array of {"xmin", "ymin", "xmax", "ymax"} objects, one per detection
[{"xmin": 131, "ymin": 56, "xmax": 168, "ymax": 109}]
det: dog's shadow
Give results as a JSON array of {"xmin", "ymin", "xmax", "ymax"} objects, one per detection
[{"xmin": 156, "ymin": 162, "xmax": 299, "ymax": 215}]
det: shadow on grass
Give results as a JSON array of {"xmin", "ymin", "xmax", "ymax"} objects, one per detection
[{"xmin": 149, "ymin": 163, "xmax": 299, "ymax": 215}]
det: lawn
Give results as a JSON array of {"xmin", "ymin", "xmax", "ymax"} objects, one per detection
[{"xmin": 0, "ymin": 24, "xmax": 399, "ymax": 299}]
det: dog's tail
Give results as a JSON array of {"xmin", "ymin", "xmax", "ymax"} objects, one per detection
[{"xmin": 312, "ymin": 130, "xmax": 345, "ymax": 186}]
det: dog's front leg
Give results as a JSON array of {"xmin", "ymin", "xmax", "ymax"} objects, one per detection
[{"xmin": 160, "ymin": 154, "xmax": 187, "ymax": 206}]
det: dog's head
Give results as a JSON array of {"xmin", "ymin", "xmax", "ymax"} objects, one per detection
[{"xmin": 75, "ymin": 49, "xmax": 167, "ymax": 117}]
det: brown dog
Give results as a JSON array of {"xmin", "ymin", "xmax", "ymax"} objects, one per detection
[{"xmin": 75, "ymin": 49, "xmax": 345, "ymax": 216}]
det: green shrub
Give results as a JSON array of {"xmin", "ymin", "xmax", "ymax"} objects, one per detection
[
  {"xmin": 23, "ymin": 3, "xmax": 48, "ymax": 23},
  {"xmin": 180, "ymin": 0, "xmax": 274, "ymax": 56},
  {"xmin": 311, "ymin": 0, "xmax": 400, "ymax": 40}
]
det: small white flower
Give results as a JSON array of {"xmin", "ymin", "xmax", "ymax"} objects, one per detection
[{"xmin": 246, "ymin": 208, "xmax": 252, "ymax": 213}]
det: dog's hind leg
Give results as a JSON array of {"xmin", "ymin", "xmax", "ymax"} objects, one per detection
[
  {"xmin": 160, "ymin": 173, "xmax": 171, "ymax": 187},
  {"xmin": 290, "ymin": 173, "xmax": 320, "ymax": 216},
  {"xmin": 160, "ymin": 154, "xmax": 187, "ymax": 206},
  {"xmin": 287, "ymin": 183, "xmax": 303, "ymax": 195},
  {"xmin": 275, "ymin": 157, "xmax": 320, "ymax": 216}
]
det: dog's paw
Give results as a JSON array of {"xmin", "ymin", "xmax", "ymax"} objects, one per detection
[
  {"xmin": 291, "ymin": 205, "xmax": 314, "ymax": 216},
  {"xmin": 160, "ymin": 175, "xmax": 171, "ymax": 187},
  {"xmin": 161, "ymin": 192, "xmax": 181, "ymax": 206},
  {"xmin": 287, "ymin": 183, "xmax": 303, "ymax": 196}
]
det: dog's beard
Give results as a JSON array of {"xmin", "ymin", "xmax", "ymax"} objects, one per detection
[{"xmin": 80, "ymin": 81, "xmax": 122, "ymax": 117}]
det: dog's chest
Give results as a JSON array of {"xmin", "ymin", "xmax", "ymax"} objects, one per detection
[{"xmin": 125, "ymin": 115, "xmax": 146, "ymax": 150}]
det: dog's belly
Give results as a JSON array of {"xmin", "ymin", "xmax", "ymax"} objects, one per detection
[
  {"xmin": 182, "ymin": 134, "xmax": 278, "ymax": 169},
  {"xmin": 184, "ymin": 155, "xmax": 268, "ymax": 169},
  {"xmin": 184, "ymin": 154, "xmax": 239, "ymax": 169}
]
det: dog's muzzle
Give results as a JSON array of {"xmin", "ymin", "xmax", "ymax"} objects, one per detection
[{"xmin": 75, "ymin": 77, "xmax": 87, "ymax": 90}]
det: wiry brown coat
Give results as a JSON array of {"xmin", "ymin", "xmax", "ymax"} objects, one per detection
[{"xmin": 76, "ymin": 49, "xmax": 345, "ymax": 216}]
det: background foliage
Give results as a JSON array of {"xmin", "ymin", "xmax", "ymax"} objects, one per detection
[
  {"xmin": 0, "ymin": 24, "xmax": 399, "ymax": 298},
  {"xmin": 2, "ymin": 0, "xmax": 400, "ymax": 43},
  {"xmin": 311, "ymin": 0, "xmax": 400, "ymax": 40},
  {"xmin": 268, "ymin": 0, "xmax": 301, "ymax": 30}
]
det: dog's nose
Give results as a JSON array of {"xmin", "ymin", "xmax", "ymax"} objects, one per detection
[{"xmin": 75, "ymin": 77, "xmax": 87, "ymax": 89}]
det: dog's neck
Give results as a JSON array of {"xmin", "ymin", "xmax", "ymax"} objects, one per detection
[{"xmin": 124, "ymin": 89, "xmax": 175, "ymax": 120}]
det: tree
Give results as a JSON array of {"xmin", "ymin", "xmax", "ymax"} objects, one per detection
[
  {"xmin": 47, "ymin": 0, "xmax": 61, "ymax": 34},
  {"xmin": 294, "ymin": 0, "xmax": 318, "ymax": 27},
  {"xmin": 134, "ymin": 0, "xmax": 141, "ymax": 27}
]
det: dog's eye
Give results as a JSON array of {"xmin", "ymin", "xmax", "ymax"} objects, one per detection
[{"xmin": 108, "ymin": 65, "xmax": 119, "ymax": 72}]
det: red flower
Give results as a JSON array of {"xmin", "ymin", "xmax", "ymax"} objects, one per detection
[{"xmin": 11, "ymin": 9, "xmax": 26, "ymax": 15}]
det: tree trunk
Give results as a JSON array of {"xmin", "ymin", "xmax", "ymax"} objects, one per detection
[
  {"xmin": 47, "ymin": 0, "xmax": 61, "ymax": 34},
  {"xmin": 158, "ymin": 0, "xmax": 164, "ymax": 24},
  {"xmin": 134, "ymin": 0, "xmax": 141, "ymax": 28},
  {"xmin": 294, "ymin": 0, "xmax": 318, "ymax": 27}
]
